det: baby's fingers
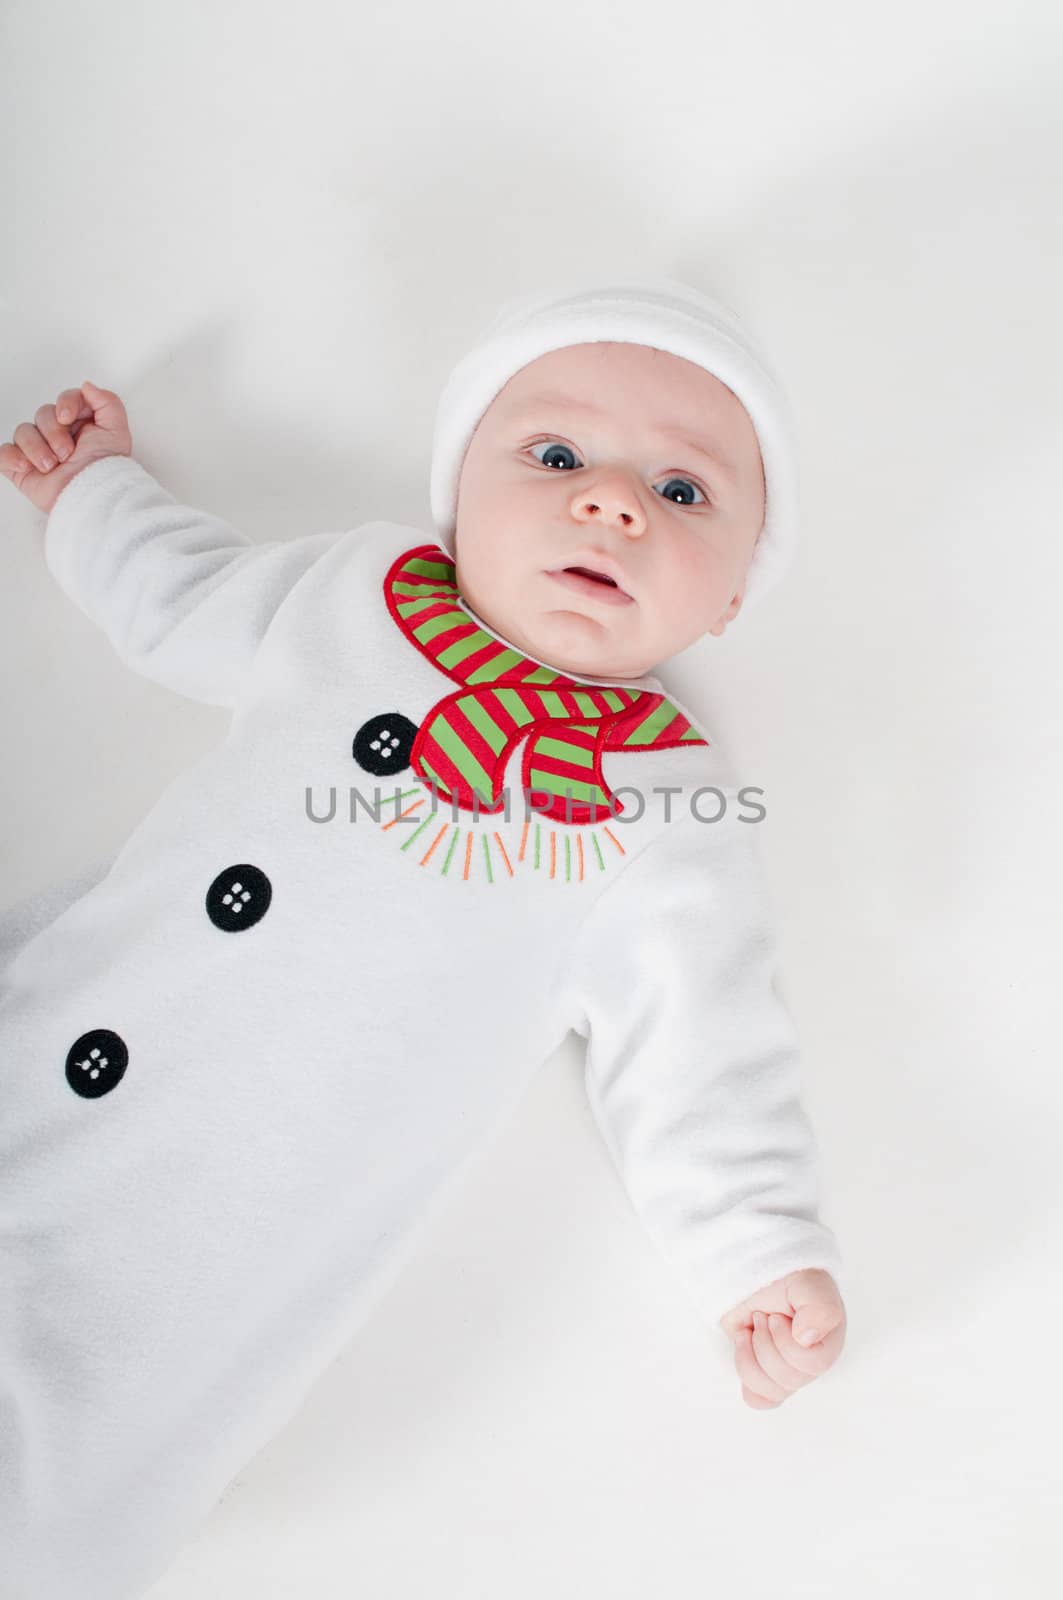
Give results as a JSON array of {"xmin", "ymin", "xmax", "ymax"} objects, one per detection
[
  {"xmin": 765, "ymin": 1310, "xmax": 838, "ymax": 1379},
  {"xmin": 34, "ymin": 403, "xmax": 75, "ymax": 464},
  {"xmin": 733, "ymin": 1326, "xmax": 787, "ymax": 1408},
  {"xmin": 0, "ymin": 440, "xmax": 39, "ymax": 486},
  {"xmin": 12, "ymin": 421, "xmax": 58, "ymax": 474},
  {"xmin": 54, "ymin": 388, "xmax": 92, "ymax": 428},
  {"xmin": 749, "ymin": 1311, "xmax": 819, "ymax": 1397},
  {"xmin": 741, "ymin": 1385, "xmax": 781, "ymax": 1410}
]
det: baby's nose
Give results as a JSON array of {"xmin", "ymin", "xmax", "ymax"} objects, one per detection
[{"xmin": 570, "ymin": 470, "xmax": 647, "ymax": 532}]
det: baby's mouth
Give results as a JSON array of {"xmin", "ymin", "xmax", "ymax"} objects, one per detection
[{"xmin": 547, "ymin": 566, "xmax": 635, "ymax": 606}]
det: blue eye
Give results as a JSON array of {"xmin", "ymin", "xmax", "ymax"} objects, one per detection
[
  {"xmin": 656, "ymin": 475, "xmax": 707, "ymax": 506},
  {"xmin": 529, "ymin": 440, "xmax": 581, "ymax": 471},
  {"xmin": 526, "ymin": 438, "xmax": 710, "ymax": 507}
]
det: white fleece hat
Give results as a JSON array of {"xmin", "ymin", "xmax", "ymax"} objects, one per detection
[{"xmin": 428, "ymin": 274, "xmax": 802, "ymax": 620}]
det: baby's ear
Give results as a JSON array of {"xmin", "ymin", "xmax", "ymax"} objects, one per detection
[{"xmin": 707, "ymin": 585, "xmax": 745, "ymax": 638}]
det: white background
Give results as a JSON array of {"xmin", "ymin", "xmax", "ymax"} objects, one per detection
[{"xmin": 2, "ymin": 1, "xmax": 1062, "ymax": 1593}]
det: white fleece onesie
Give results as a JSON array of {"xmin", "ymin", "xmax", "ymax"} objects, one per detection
[{"xmin": 0, "ymin": 454, "xmax": 844, "ymax": 1599}]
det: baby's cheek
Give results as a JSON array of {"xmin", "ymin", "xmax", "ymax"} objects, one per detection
[{"xmin": 660, "ymin": 548, "xmax": 721, "ymax": 617}]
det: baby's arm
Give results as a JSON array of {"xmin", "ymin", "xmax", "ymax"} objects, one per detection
[
  {"xmin": 559, "ymin": 796, "xmax": 846, "ymax": 1404},
  {"xmin": 2, "ymin": 382, "xmax": 349, "ymax": 709}
]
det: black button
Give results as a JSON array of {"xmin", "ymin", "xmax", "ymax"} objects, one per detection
[
  {"xmin": 65, "ymin": 1027, "xmax": 129, "ymax": 1099},
  {"xmin": 352, "ymin": 712, "xmax": 418, "ymax": 777},
  {"xmin": 205, "ymin": 864, "xmax": 272, "ymax": 931}
]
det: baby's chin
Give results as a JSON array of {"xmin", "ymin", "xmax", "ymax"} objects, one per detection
[{"xmin": 516, "ymin": 608, "xmax": 655, "ymax": 680}]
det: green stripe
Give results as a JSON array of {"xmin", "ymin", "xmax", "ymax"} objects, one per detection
[
  {"xmin": 524, "ymin": 664, "xmax": 561, "ymax": 684},
  {"xmin": 420, "ymin": 756, "xmax": 449, "ymax": 796},
  {"xmin": 491, "ymin": 686, "xmax": 538, "ymax": 727},
  {"xmin": 439, "ymin": 628, "xmax": 495, "ymax": 671},
  {"xmin": 620, "ymin": 698, "xmax": 679, "ymax": 746},
  {"xmin": 564, "ymin": 834, "xmax": 571, "ymax": 882},
  {"xmin": 441, "ymin": 827, "xmax": 460, "ymax": 876},
  {"xmin": 572, "ymin": 690, "xmax": 600, "ymax": 718},
  {"xmin": 591, "ymin": 832, "xmax": 605, "ymax": 870},
  {"xmin": 414, "ymin": 608, "xmax": 473, "ymax": 647},
  {"xmin": 481, "ymin": 831, "xmax": 493, "ymax": 884},
  {"xmin": 465, "ymin": 647, "xmax": 524, "ymax": 683},
  {"xmin": 392, "ymin": 579, "xmax": 452, "ymax": 597},
  {"xmin": 402, "ymin": 556, "xmax": 455, "ymax": 580},
  {"xmin": 462, "ymin": 694, "xmax": 508, "ymax": 756},
  {"xmin": 398, "ymin": 594, "xmax": 453, "ymax": 619},
  {"xmin": 528, "ymin": 769, "xmax": 606, "ymax": 804},
  {"xmin": 534, "ymin": 735, "xmax": 593, "ymax": 767},
  {"xmin": 399, "ymin": 812, "xmax": 435, "ymax": 852},
  {"xmin": 433, "ymin": 717, "xmax": 495, "ymax": 800},
  {"xmin": 537, "ymin": 689, "xmax": 569, "ymax": 718}
]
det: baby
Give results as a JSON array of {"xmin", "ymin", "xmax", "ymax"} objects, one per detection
[{"xmin": 0, "ymin": 278, "xmax": 846, "ymax": 1599}]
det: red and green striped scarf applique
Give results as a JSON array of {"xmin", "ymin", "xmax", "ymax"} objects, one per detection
[{"xmin": 382, "ymin": 545, "xmax": 707, "ymax": 837}]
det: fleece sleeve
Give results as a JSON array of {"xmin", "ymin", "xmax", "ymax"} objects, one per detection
[
  {"xmin": 560, "ymin": 803, "xmax": 844, "ymax": 1334},
  {"xmin": 42, "ymin": 453, "xmax": 349, "ymax": 709}
]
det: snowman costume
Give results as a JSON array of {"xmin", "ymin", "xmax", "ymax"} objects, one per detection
[{"xmin": 0, "ymin": 279, "xmax": 844, "ymax": 1599}]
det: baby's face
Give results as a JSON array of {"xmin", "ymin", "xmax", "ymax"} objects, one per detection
[{"xmin": 453, "ymin": 341, "xmax": 767, "ymax": 680}]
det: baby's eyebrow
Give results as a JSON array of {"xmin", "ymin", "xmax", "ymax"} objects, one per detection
[{"xmin": 505, "ymin": 392, "xmax": 737, "ymax": 482}]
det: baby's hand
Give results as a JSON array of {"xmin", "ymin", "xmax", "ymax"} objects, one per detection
[
  {"xmin": 0, "ymin": 381, "xmax": 132, "ymax": 517},
  {"xmin": 718, "ymin": 1267, "xmax": 846, "ymax": 1410}
]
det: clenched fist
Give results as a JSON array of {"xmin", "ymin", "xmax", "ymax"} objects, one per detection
[
  {"xmin": 0, "ymin": 381, "xmax": 132, "ymax": 516},
  {"xmin": 718, "ymin": 1268, "xmax": 847, "ymax": 1410}
]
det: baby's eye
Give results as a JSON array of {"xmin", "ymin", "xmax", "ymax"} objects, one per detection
[
  {"xmin": 526, "ymin": 439, "xmax": 710, "ymax": 507},
  {"xmin": 654, "ymin": 475, "xmax": 708, "ymax": 507},
  {"xmin": 528, "ymin": 439, "xmax": 581, "ymax": 472}
]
